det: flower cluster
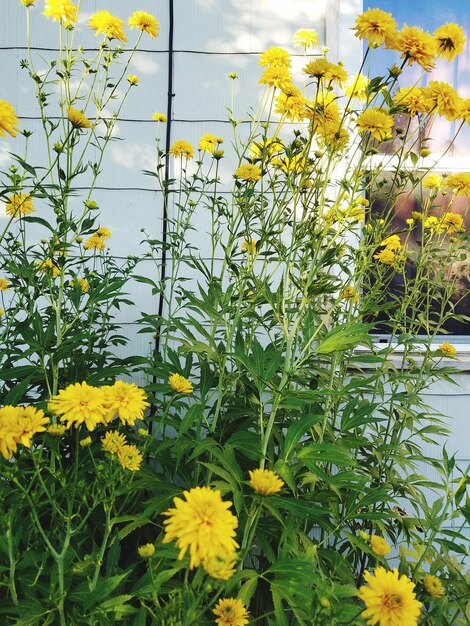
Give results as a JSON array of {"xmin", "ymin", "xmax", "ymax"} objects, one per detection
[
  {"xmin": 0, "ymin": 406, "xmax": 49, "ymax": 460},
  {"xmin": 162, "ymin": 486, "xmax": 239, "ymax": 579}
]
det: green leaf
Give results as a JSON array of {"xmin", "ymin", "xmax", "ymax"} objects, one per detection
[
  {"xmin": 297, "ymin": 443, "xmax": 356, "ymax": 467},
  {"xmin": 282, "ymin": 414, "xmax": 322, "ymax": 460},
  {"xmin": 315, "ymin": 323, "xmax": 374, "ymax": 354}
]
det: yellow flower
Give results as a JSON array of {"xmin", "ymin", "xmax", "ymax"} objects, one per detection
[
  {"xmin": 67, "ymin": 107, "xmax": 92, "ymax": 129},
  {"xmin": 49, "ymin": 382, "xmax": 108, "ymax": 431},
  {"xmin": 202, "ymin": 552, "xmax": 237, "ymax": 580},
  {"xmin": 169, "ymin": 373, "xmax": 193, "ymax": 394},
  {"xmin": 0, "ymin": 308, "xmax": 5, "ymax": 317},
  {"xmin": 444, "ymin": 172, "xmax": 470, "ymax": 196},
  {"xmin": 249, "ymin": 468, "xmax": 284, "ymax": 496},
  {"xmin": 79, "ymin": 436, "xmax": 91, "ymax": 447},
  {"xmin": 241, "ymin": 239, "xmax": 257, "ymax": 254},
  {"xmin": 441, "ymin": 212, "xmax": 464, "ymax": 233},
  {"xmin": 394, "ymin": 86, "xmax": 432, "ymax": 116},
  {"xmin": 198, "ymin": 133, "xmax": 219, "ymax": 152},
  {"xmin": 213, "ymin": 149, "xmax": 224, "ymax": 160},
  {"xmin": 422, "ymin": 173, "xmax": 443, "ymax": 191},
  {"xmin": 427, "ymin": 81, "xmax": 462, "ymax": 121},
  {"xmin": 228, "ymin": 72, "xmax": 238, "ymax": 80},
  {"xmin": 275, "ymin": 85, "xmax": 307, "ymax": 122},
  {"xmin": 213, "ymin": 598, "xmax": 249, "ymax": 626},
  {"xmin": 128, "ymin": 11, "xmax": 159, "ymax": 38},
  {"xmin": 370, "ymin": 535, "xmax": 391, "ymax": 557},
  {"xmin": 162, "ymin": 486, "xmax": 239, "ymax": 569},
  {"xmin": 259, "ymin": 66, "xmax": 293, "ymax": 91},
  {"xmin": 374, "ymin": 248, "xmax": 397, "ymax": 266},
  {"xmin": 353, "ymin": 8, "xmax": 398, "ymax": 48},
  {"xmin": 357, "ymin": 108, "xmax": 394, "ymax": 142},
  {"xmin": 102, "ymin": 380, "xmax": 149, "ymax": 426},
  {"xmin": 5, "ymin": 193, "xmax": 35, "ymax": 217},
  {"xmin": 0, "ymin": 406, "xmax": 21, "ymax": 459},
  {"xmin": 95, "ymin": 227, "xmax": 111, "ymax": 239},
  {"xmin": 293, "ymin": 28, "xmax": 318, "ymax": 49},
  {"xmin": 77, "ymin": 277, "xmax": 89, "ymax": 293},
  {"xmin": 43, "ymin": 0, "xmax": 77, "ymax": 27},
  {"xmin": 439, "ymin": 342, "xmax": 457, "ymax": 357},
  {"xmin": 0, "ymin": 278, "xmax": 10, "ymax": 291},
  {"xmin": 117, "ymin": 444, "xmax": 143, "ymax": 471},
  {"xmin": 152, "ymin": 112, "xmax": 167, "ymax": 122},
  {"xmin": 169, "ymin": 140, "xmax": 194, "ymax": 159},
  {"xmin": 341, "ymin": 285, "xmax": 359, "ymax": 303},
  {"xmin": 423, "ymin": 574, "xmax": 445, "ymax": 597},
  {"xmin": 138, "ymin": 543, "xmax": 155, "ymax": 559},
  {"xmin": 434, "ymin": 23, "xmax": 466, "ymax": 61},
  {"xmin": 127, "ymin": 74, "xmax": 139, "ymax": 85},
  {"xmin": 138, "ymin": 428, "xmax": 149, "ymax": 437},
  {"xmin": 424, "ymin": 215, "xmax": 442, "ymax": 232},
  {"xmin": 21, "ymin": 0, "xmax": 36, "ymax": 5},
  {"xmin": 345, "ymin": 74, "xmax": 370, "ymax": 101},
  {"xmin": 37, "ymin": 258, "xmax": 60, "ymax": 278},
  {"xmin": 102, "ymin": 430, "xmax": 127, "ymax": 454},
  {"xmin": 249, "ymin": 137, "xmax": 284, "ymax": 160},
  {"xmin": 234, "ymin": 164, "xmax": 262, "ymax": 182},
  {"xmin": 88, "ymin": 10, "xmax": 127, "ymax": 43},
  {"xmin": 303, "ymin": 59, "xmax": 348, "ymax": 86},
  {"xmin": 84, "ymin": 235, "xmax": 106, "ymax": 251},
  {"xmin": 259, "ymin": 47, "xmax": 291, "ymax": 68},
  {"xmin": 397, "ymin": 26, "xmax": 437, "ymax": 71},
  {"xmin": 47, "ymin": 424, "xmax": 66, "ymax": 436},
  {"xmin": 0, "ymin": 100, "xmax": 19, "ymax": 138},
  {"xmin": 13, "ymin": 406, "xmax": 49, "ymax": 448},
  {"xmin": 380, "ymin": 234, "xmax": 402, "ymax": 251},
  {"xmin": 358, "ymin": 567, "xmax": 422, "ymax": 626},
  {"xmin": 360, "ymin": 530, "xmax": 371, "ymax": 541}
]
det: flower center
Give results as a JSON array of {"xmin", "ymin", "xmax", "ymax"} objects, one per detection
[{"xmin": 385, "ymin": 594, "xmax": 402, "ymax": 609}]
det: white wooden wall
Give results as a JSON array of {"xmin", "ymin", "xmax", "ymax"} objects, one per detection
[{"xmin": 0, "ymin": 0, "xmax": 468, "ymax": 540}]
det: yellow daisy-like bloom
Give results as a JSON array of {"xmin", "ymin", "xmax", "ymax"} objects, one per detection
[
  {"xmin": 380, "ymin": 234, "xmax": 402, "ymax": 251},
  {"xmin": 371, "ymin": 535, "xmax": 391, "ymax": 557},
  {"xmin": 341, "ymin": 285, "xmax": 359, "ymax": 303},
  {"xmin": 162, "ymin": 486, "xmax": 239, "ymax": 569},
  {"xmin": 127, "ymin": 74, "xmax": 139, "ymax": 86},
  {"xmin": 47, "ymin": 423, "xmax": 66, "ymax": 436},
  {"xmin": 202, "ymin": 551, "xmax": 237, "ymax": 580},
  {"xmin": 275, "ymin": 85, "xmax": 307, "ymax": 122},
  {"xmin": 88, "ymin": 10, "xmax": 127, "ymax": 43},
  {"xmin": 458, "ymin": 98, "xmax": 470, "ymax": 124},
  {"xmin": 169, "ymin": 373, "xmax": 193, "ymax": 394},
  {"xmin": 169, "ymin": 139, "xmax": 194, "ymax": 159},
  {"xmin": 77, "ymin": 277, "xmax": 89, "ymax": 293},
  {"xmin": 234, "ymin": 164, "xmax": 262, "ymax": 182},
  {"xmin": 138, "ymin": 543, "xmax": 155, "ymax": 559},
  {"xmin": 358, "ymin": 567, "xmax": 423, "ymax": 626},
  {"xmin": 259, "ymin": 47, "xmax": 291, "ymax": 68},
  {"xmin": 293, "ymin": 28, "xmax": 318, "ymax": 49},
  {"xmin": 249, "ymin": 137, "xmax": 284, "ymax": 160},
  {"xmin": 397, "ymin": 26, "xmax": 437, "ymax": 71},
  {"xmin": 259, "ymin": 66, "xmax": 293, "ymax": 91},
  {"xmin": 0, "ymin": 99, "xmax": 19, "ymax": 138},
  {"xmin": 49, "ymin": 381, "xmax": 108, "ymax": 431},
  {"xmin": 128, "ymin": 11, "xmax": 159, "ymax": 38},
  {"xmin": 444, "ymin": 172, "xmax": 470, "ymax": 196},
  {"xmin": 67, "ymin": 107, "xmax": 92, "ymax": 129},
  {"xmin": 95, "ymin": 227, "xmax": 111, "ymax": 239},
  {"xmin": 441, "ymin": 211, "xmax": 464, "ymax": 233},
  {"xmin": 21, "ymin": 0, "xmax": 36, "ymax": 5},
  {"xmin": 152, "ymin": 112, "xmax": 167, "ymax": 122},
  {"xmin": 356, "ymin": 108, "xmax": 394, "ymax": 142},
  {"xmin": 424, "ymin": 216, "xmax": 443, "ymax": 232},
  {"xmin": 198, "ymin": 133, "xmax": 219, "ymax": 152},
  {"xmin": 84, "ymin": 235, "xmax": 106, "ymax": 251},
  {"xmin": 213, "ymin": 598, "xmax": 249, "ymax": 626},
  {"xmin": 353, "ymin": 8, "xmax": 398, "ymax": 48},
  {"xmin": 0, "ymin": 406, "xmax": 21, "ymax": 460},
  {"xmin": 102, "ymin": 430, "xmax": 127, "ymax": 454},
  {"xmin": 434, "ymin": 23, "xmax": 466, "ymax": 61},
  {"xmin": 79, "ymin": 436, "xmax": 91, "ymax": 447},
  {"xmin": 427, "ymin": 81, "xmax": 462, "ymax": 121},
  {"xmin": 249, "ymin": 468, "xmax": 284, "ymax": 496},
  {"xmin": 439, "ymin": 342, "xmax": 457, "ymax": 357},
  {"xmin": 423, "ymin": 574, "xmax": 445, "ymax": 597},
  {"xmin": 13, "ymin": 406, "xmax": 49, "ymax": 448},
  {"xmin": 5, "ymin": 193, "xmax": 35, "ymax": 218},
  {"xmin": 318, "ymin": 122, "xmax": 350, "ymax": 152},
  {"xmin": 241, "ymin": 239, "xmax": 257, "ymax": 254},
  {"xmin": 37, "ymin": 258, "xmax": 60, "ymax": 278},
  {"xmin": 393, "ymin": 86, "xmax": 432, "ymax": 116},
  {"xmin": 102, "ymin": 380, "xmax": 149, "ymax": 426},
  {"xmin": 0, "ymin": 278, "xmax": 10, "ymax": 291},
  {"xmin": 117, "ymin": 444, "xmax": 143, "ymax": 471},
  {"xmin": 303, "ymin": 59, "xmax": 348, "ymax": 87},
  {"xmin": 43, "ymin": 0, "xmax": 77, "ymax": 27},
  {"xmin": 422, "ymin": 173, "xmax": 443, "ymax": 191},
  {"xmin": 374, "ymin": 248, "xmax": 397, "ymax": 266},
  {"xmin": 345, "ymin": 74, "xmax": 370, "ymax": 101}
]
